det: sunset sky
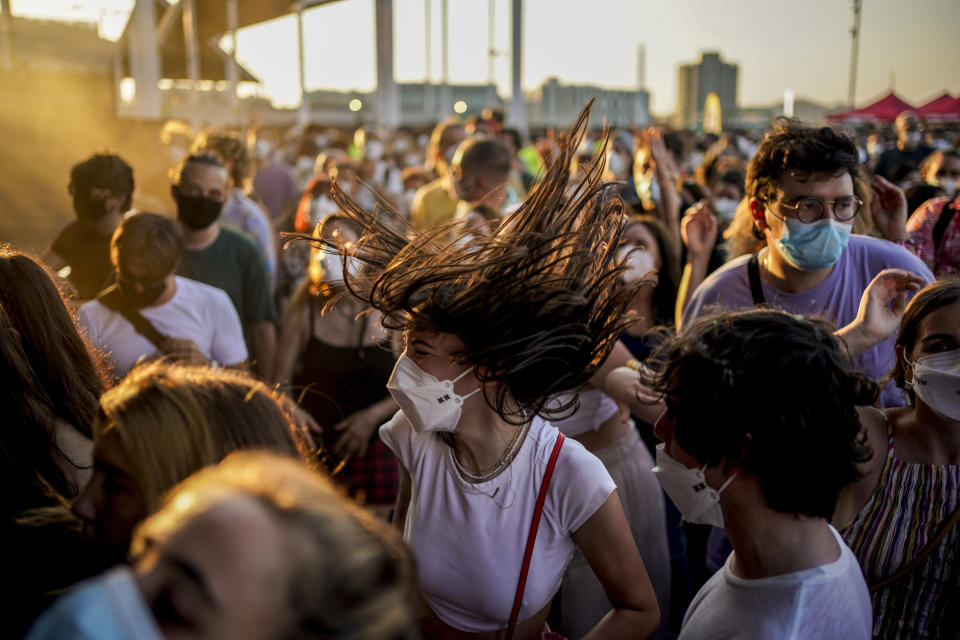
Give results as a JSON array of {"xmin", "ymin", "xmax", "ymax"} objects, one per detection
[{"xmin": 10, "ymin": 0, "xmax": 960, "ymax": 116}]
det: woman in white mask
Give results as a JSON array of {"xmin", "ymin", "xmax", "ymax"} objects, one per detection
[
  {"xmin": 652, "ymin": 310, "xmax": 875, "ymax": 639},
  {"xmin": 306, "ymin": 104, "xmax": 661, "ymax": 639},
  {"xmin": 275, "ymin": 214, "xmax": 400, "ymax": 519},
  {"xmin": 836, "ymin": 279, "xmax": 960, "ymax": 639},
  {"xmin": 548, "ymin": 217, "xmax": 673, "ymax": 639}
]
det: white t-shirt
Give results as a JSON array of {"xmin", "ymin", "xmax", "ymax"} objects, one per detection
[
  {"xmin": 78, "ymin": 276, "xmax": 247, "ymax": 377},
  {"xmin": 680, "ymin": 526, "xmax": 871, "ymax": 640},
  {"xmin": 380, "ymin": 411, "xmax": 615, "ymax": 633},
  {"xmin": 548, "ymin": 388, "xmax": 620, "ymax": 437}
]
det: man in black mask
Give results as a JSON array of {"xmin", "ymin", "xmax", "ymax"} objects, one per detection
[
  {"xmin": 77, "ymin": 212, "xmax": 247, "ymax": 379},
  {"xmin": 170, "ymin": 152, "xmax": 277, "ymax": 378},
  {"xmin": 44, "ymin": 153, "xmax": 134, "ymax": 300}
]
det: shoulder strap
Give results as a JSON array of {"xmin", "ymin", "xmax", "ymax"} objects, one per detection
[
  {"xmin": 870, "ymin": 502, "xmax": 960, "ymax": 593},
  {"xmin": 505, "ymin": 432, "xmax": 565, "ymax": 640},
  {"xmin": 932, "ymin": 192, "xmax": 960, "ymax": 254},
  {"xmin": 747, "ymin": 252, "xmax": 766, "ymax": 307},
  {"xmin": 97, "ymin": 285, "xmax": 168, "ymax": 351}
]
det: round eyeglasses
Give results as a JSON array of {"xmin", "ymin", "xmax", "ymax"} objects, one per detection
[{"xmin": 775, "ymin": 196, "xmax": 863, "ymax": 223}]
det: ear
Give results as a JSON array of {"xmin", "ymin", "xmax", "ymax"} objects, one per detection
[
  {"xmin": 896, "ymin": 344, "xmax": 913, "ymax": 384},
  {"xmin": 749, "ymin": 198, "xmax": 768, "ymax": 231}
]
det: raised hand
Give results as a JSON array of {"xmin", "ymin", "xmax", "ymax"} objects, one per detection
[
  {"xmin": 681, "ymin": 201, "xmax": 718, "ymax": 260},
  {"xmin": 870, "ymin": 175, "xmax": 909, "ymax": 242}
]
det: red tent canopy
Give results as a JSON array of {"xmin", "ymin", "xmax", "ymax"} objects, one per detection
[
  {"xmin": 827, "ymin": 92, "xmax": 915, "ymax": 123},
  {"xmin": 917, "ymin": 93, "xmax": 960, "ymax": 120}
]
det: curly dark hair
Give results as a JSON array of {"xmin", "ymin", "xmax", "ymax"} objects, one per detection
[
  {"xmin": 889, "ymin": 278, "xmax": 960, "ymax": 396},
  {"xmin": 69, "ymin": 153, "xmax": 135, "ymax": 211},
  {"xmin": 653, "ymin": 309, "xmax": 876, "ymax": 519},
  {"xmin": 746, "ymin": 118, "xmax": 862, "ymax": 205},
  {"xmin": 293, "ymin": 102, "xmax": 654, "ymax": 423}
]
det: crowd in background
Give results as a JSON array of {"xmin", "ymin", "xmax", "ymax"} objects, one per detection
[{"xmin": 2, "ymin": 99, "xmax": 959, "ymax": 639}]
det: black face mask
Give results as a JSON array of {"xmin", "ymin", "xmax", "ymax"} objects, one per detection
[
  {"xmin": 118, "ymin": 276, "xmax": 167, "ymax": 309},
  {"xmin": 73, "ymin": 192, "xmax": 109, "ymax": 221},
  {"xmin": 175, "ymin": 192, "xmax": 223, "ymax": 230}
]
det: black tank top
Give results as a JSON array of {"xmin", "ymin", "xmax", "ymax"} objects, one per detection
[{"xmin": 290, "ymin": 300, "xmax": 396, "ymax": 446}]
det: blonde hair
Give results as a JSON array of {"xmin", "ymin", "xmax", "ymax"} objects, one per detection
[
  {"xmin": 133, "ymin": 451, "xmax": 417, "ymax": 640},
  {"xmin": 97, "ymin": 362, "xmax": 310, "ymax": 511}
]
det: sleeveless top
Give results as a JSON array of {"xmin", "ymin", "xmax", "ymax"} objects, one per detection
[
  {"xmin": 841, "ymin": 414, "xmax": 960, "ymax": 638},
  {"xmin": 291, "ymin": 299, "xmax": 398, "ymax": 504}
]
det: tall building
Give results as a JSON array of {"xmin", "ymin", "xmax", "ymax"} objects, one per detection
[
  {"xmin": 676, "ymin": 52, "xmax": 739, "ymax": 130},
  {"xmin": 526, "ymin": 77, "xmax": 650, "ymax": 129}
]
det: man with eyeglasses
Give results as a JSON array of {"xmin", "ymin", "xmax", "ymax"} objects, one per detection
[{"xmin": 681, "ymin": 120, "xmax": 932, "ymax": 408}]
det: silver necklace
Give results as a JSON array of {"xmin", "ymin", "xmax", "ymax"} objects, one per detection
[{"xmin": 453, "ymin": 419, "xmax": 530, "ymax": 484}]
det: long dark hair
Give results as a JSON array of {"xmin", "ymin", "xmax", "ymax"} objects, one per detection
[
  {"xmin": 0, "ymin": 310, "xmax": 76, "ymax": 513},
  {"xmin": 0, "ymin": 248, "xmax": 108, "ymax": 438},
  {"xmin": 297, "ymin": 102, "xmax": 654, "ymax": 422},
  {"xmin": 626, "ymin": 215, "xmax": 680, "ymax": 327},
  {"xmin": 890, "ymin": 278, "xmax": 960, "ymax": 395}
]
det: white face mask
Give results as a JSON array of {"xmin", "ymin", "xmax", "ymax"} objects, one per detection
[
  {"xmin": 606, "ymin": 150, "xmax": 628, "ymax": 177},
  {"xmin": 296, "ymin": 155, "xmax": 315, "ymax": 174},
  {"xmin": 253, "ymin": 139, "xmax": 273, "ymax": 160},
  {"xmin": 907, "ymin": 349, "xmax": 960, "ymax": 421},
  {"xmin": 313, "ymin": 249, "xmax": 360, "ymax": 285},
  {"xmin": 905, "ymin": 131, "xmax": 923, "ymax": 147},
  {"xmin": 402, "ymin": 189, "xmax": 417, "ymax": 215},
  {"xmin": 365, "ymin": 140, "xmax": 385, "ymax": 162},
  {"xmin": 310, "ymin": 196, "xmax": 340, "ymax": 227},
  {"xmin": 386, "ymin": 354, "xmax": 481, "ymax": 433},
  {"xmin": 652, "ymin": 444, "xmax": 737, "ymax": 527},
  {"xmin": 939, "ymin": 178, "xmax": 959, "ymax": 197},
  {"xmin": 712, "ymin": 197, "xmax": 739, "ymax": 223},
  {"xmin": 616, "ymin": 245, "xmax": 655, "ymax": 283}
]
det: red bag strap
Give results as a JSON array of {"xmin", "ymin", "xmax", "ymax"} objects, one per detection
[{"xmin": 505, "ymin": 432, "xmax": 565, "ymax": 640}]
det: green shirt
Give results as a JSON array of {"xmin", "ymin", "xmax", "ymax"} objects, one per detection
[{"xmin": 177, "ymin": 226, "xmax": 276, "ymax": 351}]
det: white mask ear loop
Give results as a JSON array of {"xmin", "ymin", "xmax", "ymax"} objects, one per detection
[
  {"xmin": 903, "ymin": 356, "xmax": 915, "ymax": 388},
  {"xmin": 717, "ymin": 472, "xmax": 738, "ymax": 494},
  {"xmin": 450, "ymin": 366, "xmax": 475, "ymax": 384},
  {"xmin": 702, "ymin": 463, "xmax": 738, "ymax": 495},
  {"xmin": 450, "ymin": 366, "xmax": 482, "ymax": 404}
]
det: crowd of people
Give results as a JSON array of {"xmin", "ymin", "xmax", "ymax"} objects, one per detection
[{"xmin": 2, "ymin": 97, "xmax": 959, "ymax": 639}]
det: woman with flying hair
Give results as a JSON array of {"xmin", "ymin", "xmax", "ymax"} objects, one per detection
[
  {"xmin": 30, "ymin": 451, "xmax": 419, "ymax": 640},
  {"xmin": 308, "ymin": 103, "xmax": 660, "ymax": 639},
  {"xmin": 71, "ymin": 361, "xmax": 312, "ymax": 573}
]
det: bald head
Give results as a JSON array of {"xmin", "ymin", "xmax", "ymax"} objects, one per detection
[{"xmin": 451, "ymin": 137, "xmax": 512, "ymax": 205}]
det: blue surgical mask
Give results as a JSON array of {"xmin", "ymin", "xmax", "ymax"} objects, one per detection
[
  {"xmin": 26, "ymin": 566, "xmax": 163, "ymax": 640},
  {"xmin": 775, "ymin": 217, "xmax": 852, "ymax": 271}
]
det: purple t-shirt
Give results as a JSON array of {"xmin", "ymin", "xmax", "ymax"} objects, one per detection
[
  {"xmin": 252, "ymin": 162, "xmax": 299, "ymax": 222},
  {"xmin": 683, "ymin": 235, "xmax": 934, "ymax": 407}
]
